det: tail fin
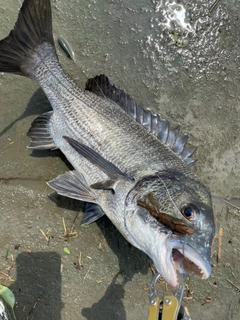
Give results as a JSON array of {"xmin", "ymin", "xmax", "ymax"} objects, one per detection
[{"xmin": 0, "ymin": 0, "xmax": 54, "ymax": 77}]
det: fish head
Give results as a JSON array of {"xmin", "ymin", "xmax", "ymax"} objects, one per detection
[{"xmin": 124, "ymin": 170, "xmax": 215, "ymax": 288}]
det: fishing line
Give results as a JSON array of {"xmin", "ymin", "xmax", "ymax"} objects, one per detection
[
  {"xmin": 155, "ymin": 172, "xmax": 189, "ymax": 273},
  {"xmin": 155, "ymin": 172, "xmax": 180, "ymax": 216}
]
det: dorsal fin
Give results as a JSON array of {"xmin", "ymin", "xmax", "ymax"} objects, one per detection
[{"xmin": 85, "ymin": 75, "xmax": 197, "ymax": 166}]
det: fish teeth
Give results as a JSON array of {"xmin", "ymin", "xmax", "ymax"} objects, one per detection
[{"xmin": 198, "ymin": 268, "xmax": 205, "ymax": 279}]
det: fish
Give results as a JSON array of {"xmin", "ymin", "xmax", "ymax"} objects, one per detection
[
  {"xmin": 58, "ymin": 37, "xmax": 75, "ymax": 62},
  {"xmin": 0, "ymin": 0, "xmax": 215, "ymax": 289}
]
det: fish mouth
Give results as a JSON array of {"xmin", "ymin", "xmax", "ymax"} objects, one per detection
[
  {"xmin": 172, "ymin": 249, "xmax": 207, "ymax": 278},
  {"xmin": 163, "ymin": 238, "xmax": 211, "ymax": 288}
]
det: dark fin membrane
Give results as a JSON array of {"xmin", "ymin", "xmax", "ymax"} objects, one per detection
[
  {"xmin": 27, "ymin": 111, "xmax": 57, "ymax": 150},
  {"xmin": 81, "ymin": 203, "xmax": 105, "ymax": 226},
  {"xmin": 63, "ymin": 136, "xmax": 132, "ymax": 181},
  {"xmin": 47, "ymin": 171, "xmax": 97, "ymax": 203},
  {"xmin": 180, "ymin": 147, "xmax": 198, "ymax": 167},
  {"xmin": 85, "ymin": 75, "xmax": 197, "ymax": 166},
  {"xmin": 0, "ymin": 0, "xmax": 54, "ymax": 76}
]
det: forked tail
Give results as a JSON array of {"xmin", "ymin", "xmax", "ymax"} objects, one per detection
[{"xmin": 0, "ymin": 0, "xmax": 55, "ymax": 77}]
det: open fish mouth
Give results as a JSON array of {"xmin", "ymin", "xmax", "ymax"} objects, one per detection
[
  {"xmin": 163, "ymin": 238, "xmax": 211, "ymax": 288},
  {"xmin": 172, "ymin": 249, "xmax": 207, "ymax": 278}
]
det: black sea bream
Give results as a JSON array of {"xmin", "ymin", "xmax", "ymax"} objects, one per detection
[{"xmin": 0, "ymin": 0, "xmax": 215, "ymax": 288}]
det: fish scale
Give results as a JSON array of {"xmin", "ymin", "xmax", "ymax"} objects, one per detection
[
  {"xmin": 36, "ymin": 60, "xmax": 189, "ymax": 181},
  {"xmin": 31, "ymin": 45, "xmax": 188, "ymax": 179}
]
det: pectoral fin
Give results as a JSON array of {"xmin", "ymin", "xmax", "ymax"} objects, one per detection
[
  {"xmin": 90, "ymin": 179, "xmax": 119, "ymax": 192},
  {"xmin": 63, "ymin": 136, "xmax": 132, "ymax": 181},
  {"xmin": 47, "ymin": 170, "xmax": 97, "ymax": 203}
]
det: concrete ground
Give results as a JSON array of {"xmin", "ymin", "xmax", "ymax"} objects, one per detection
[{"xmin": 0, "ymin": 0, "xmax": 239, "ymax": 319}]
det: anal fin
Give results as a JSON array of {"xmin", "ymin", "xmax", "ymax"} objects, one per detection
[{"xmin": 27, "ymin": 111, "xmax": 57, "ymax": 150}]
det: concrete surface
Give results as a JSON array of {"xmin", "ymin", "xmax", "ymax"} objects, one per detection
[{"xmin": 0, "ymin": 0, "xmax": 239, "ymax": 319}]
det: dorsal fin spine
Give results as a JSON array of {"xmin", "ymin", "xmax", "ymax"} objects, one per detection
[{"xmin": 85, "ymin": 75, "xmax": 197, "ymax": 166}]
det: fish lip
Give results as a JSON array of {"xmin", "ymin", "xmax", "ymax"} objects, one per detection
[{"xmin": 164, "ymin": 237, "xmax": 211, "ymax": 288}]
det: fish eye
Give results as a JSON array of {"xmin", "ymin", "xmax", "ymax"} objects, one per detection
[{"xmin": 180, "ymin": 203, "xmax": 199, "ymax": 220}]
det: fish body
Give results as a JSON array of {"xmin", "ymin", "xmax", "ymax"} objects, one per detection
[{"xmin": 0, "ymin": 0, "xmax": 215, "ymax": 288}]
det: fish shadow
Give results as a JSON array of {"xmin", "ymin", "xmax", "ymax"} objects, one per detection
[
  {"xmin": 80, "ymin": 218, "xmax": 149, "ymax": 319},
  {"xmin": 0, "ymin": 86, "xmax": 74, "ymax": 167},
  {"xmin": 50, "ymin": 193, "xmax": 150, "ymax": 320},
  {"xmin": 1, "ymin": 87, "xmax": 72, "ymax": 164},
  {"xmin": 0, "ymin": 88, "xmax": 51, "ymax": 137},
  {"xmin": 96, "ymin": 217, "xmax": 149, "ymax": 283},
  {"xmin": 49, "ymin": 194, "xmax": 149, "ymax": 283},
  {"xmin": 9, "ymin": 252, "xmax": 63, "ymax": 320},
  {"xmin": 49, "ymin": 194, "xmax": 150, "ymax": 319}
]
